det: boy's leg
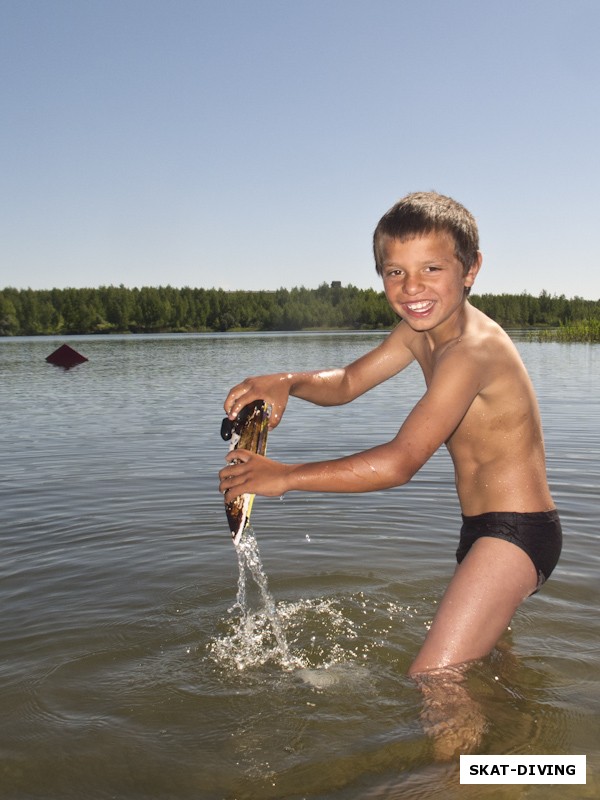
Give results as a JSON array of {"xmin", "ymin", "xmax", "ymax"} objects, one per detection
[
  {"xmin": 408, "ymin": 536, "xmax": 538, "ymax": 676},
  {"xmin": 408, "ymin": 536, "xmax": 538, "ymax": 758}
]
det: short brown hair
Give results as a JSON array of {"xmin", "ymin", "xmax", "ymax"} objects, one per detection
[{"xmin": 373, "ymin": 191, "xmax": 480, "ymax": 276}]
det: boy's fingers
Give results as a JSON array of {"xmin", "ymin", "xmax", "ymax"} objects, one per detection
[
  {"xmin": 223, "ymin": 486, "xmax": 244, "ymax": 503},
  {"xmin": 219, "ymin": 462, "xmax": 243, "ymax": 481},
  {"xmin": 224, "ymin": 381, "xmax": 253, "ymax": 418},
  {"xmin": 225, "ymin": 449, "xmax": 250, "ymax": 464},
  {"xmin": 227, "ymin": 396, "xmax": 245, "ymax": 418},
  {"xmin": 267, "ymin": 408, "xmax": 282, "ymax": 428},
  {"xmin": 219, "ymin": 452, "xmax": 253, "ymax": 493},
  {"xmin": 219, "ymin": 469, "xmax": 244, "ymax": 494}
]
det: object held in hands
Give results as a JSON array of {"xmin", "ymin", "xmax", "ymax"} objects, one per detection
[{"xmin": 220, "ymin": 400, "xmax": 270, "ymax": 545}]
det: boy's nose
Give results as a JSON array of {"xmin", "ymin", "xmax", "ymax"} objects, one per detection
[{"xmin": 403, "ymin": 275, "xmax": 424, "ymax": 295}]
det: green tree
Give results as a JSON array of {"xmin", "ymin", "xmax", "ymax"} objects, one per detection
[{"xmin": 0, "ymin": 293, "xmax": 19, "ymax": 335}]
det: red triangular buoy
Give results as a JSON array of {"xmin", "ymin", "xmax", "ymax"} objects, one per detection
[{"xmin": 46, "ymin": 343, "xmax": 88, "ymax": 369}]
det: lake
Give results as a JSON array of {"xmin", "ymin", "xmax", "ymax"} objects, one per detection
[{"xmin": 1, "ymin": 331, "xmax": 598, "ymax": 799}]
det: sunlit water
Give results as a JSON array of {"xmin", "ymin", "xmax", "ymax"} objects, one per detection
[
  {"xmin": 1, "ymin": 332, "xmax": 598, "ymax": 799},
  {"xmin": 211, "ymin": 527, "xmax": 299, "ymax": 672}
]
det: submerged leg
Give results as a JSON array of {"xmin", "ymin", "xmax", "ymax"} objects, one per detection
[
  {"xmin": 408, "ymin": 536, "xmax": 538, "ymax": 757},
  {"xmin": 412, "ymin": 664, "xmax": 487, "ymax": 760}
]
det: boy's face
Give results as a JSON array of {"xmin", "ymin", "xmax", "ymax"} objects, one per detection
[{"xmin": 379, "ymin": 231, "xmax": 481, "ymax": 334}]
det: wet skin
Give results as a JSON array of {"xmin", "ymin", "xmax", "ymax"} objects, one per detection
[{"xmin": 219, "ymin": 232, "xmax": 555, "ymax": 675}]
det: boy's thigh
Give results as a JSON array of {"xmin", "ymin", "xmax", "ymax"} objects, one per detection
[{"xmin": 409, "ymin": 536, "xmax": 537, "ymax": 674}]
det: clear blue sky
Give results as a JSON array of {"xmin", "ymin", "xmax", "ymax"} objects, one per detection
[{"xmin": 2, "ymin": 0, "xmax": 598, "ymax": 298}]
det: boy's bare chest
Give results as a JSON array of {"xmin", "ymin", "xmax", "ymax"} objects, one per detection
[
  {"xmin": 410, "ymin": 333, "xmax": 465, "ymax": 384},
  {"xmin": 413, "ymin": 348, "xmax": 446, "ymax": 386}
]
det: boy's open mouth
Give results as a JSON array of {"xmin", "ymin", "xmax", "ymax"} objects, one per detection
[{"xmin": 404, "ymin": 300, "xmax": 435, "ymax": 314}]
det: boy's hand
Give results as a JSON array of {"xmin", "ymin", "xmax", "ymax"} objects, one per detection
[
  {"xmin": 224, "ymin": 373, "xmax": 292, "ymax": 429},
  {"xmin": 219, "ymin": 449, "xmax": 293, "ymax": 501}
]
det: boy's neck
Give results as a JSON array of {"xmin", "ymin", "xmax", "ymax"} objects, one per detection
[{"xmin": 423, "ymin": 300, "xmax": 471, "ymax": 352}]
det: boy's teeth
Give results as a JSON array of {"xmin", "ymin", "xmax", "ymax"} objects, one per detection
[{"xmin": 407, "ymin": 301, "xmax": 432, "ymax": 310}]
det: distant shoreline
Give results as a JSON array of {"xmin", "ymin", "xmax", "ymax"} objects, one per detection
[
  {"xmin": 2, "ymin": 324, "xmax": 599, "ymax": 344},
  {"xmin": 1, "ymin": 285, "xmax": 599, "ymax": 340}
]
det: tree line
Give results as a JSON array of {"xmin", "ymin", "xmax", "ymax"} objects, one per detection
[{"xmin": 0, "ymin": 284, "xmax": 598, "ymax": 337}]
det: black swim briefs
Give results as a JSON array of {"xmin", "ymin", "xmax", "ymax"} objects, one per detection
[{"xmin": 456, "ymin": 510, "xmax": 562, "ymax": 592}]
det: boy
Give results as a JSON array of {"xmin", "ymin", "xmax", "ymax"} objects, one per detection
[{"xmin": 219, "ymin": 191, "xmax": 561, "ymax": 678}]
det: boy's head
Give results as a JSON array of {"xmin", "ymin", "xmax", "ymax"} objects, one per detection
[{"xmin": 373, "ymin": 191, "xmax": 480, "ymax": 280}]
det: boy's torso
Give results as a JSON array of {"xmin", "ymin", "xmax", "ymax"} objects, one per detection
[{"xmin": 405, "ymin": 306, "xmax": 554, "ymax": 516}]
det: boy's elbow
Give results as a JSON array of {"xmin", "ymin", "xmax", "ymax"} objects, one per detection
[
  {"xmin": 391, "ymin": 465, "xmax": 417, "ymax": 487},
  {"xmin": 328, "ymin": 377, "xmax": 357, "ymax": 406},
  {"xmin": 387, "ymin": 452, "xmax": 422, "ymax": 488},
  {"xmin": 356, "ymin": 443, "xmax": 423, "ymax": 491}
]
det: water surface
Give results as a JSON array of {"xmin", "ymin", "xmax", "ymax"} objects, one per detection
[{"xmin": 1, "ymin": 332, "xmax": 598, "ymax": 798}]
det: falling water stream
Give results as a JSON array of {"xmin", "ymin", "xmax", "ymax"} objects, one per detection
[{"xmin": 215, "ymin": 526, "xmax": 298, "ymax": 670}]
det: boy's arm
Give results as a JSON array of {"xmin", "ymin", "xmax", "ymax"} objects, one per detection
[
  {"xmin": 219, "ymin": 346, "xmax": 482, "ymax": 499},
  {"xmin": 224, "ymin": 322, "xmax": 417, "ymax": 428}
]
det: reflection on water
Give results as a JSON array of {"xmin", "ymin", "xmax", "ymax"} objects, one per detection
[{"xmin": 0, "ymin": 332, "xmax": 599, "ymax": 798}]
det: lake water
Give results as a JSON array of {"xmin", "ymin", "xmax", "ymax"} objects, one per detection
[{"xmin": 1, "ymin": 331, "xmax": 598, "ymax": 799}]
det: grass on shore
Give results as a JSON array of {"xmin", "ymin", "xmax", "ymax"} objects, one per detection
[{"xmin": 531, "ymin": 319, "xmax": 600, "ymax": 343}]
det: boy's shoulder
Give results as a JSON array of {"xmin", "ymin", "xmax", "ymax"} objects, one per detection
[
  {"xmin": 434, "ymin": 311, "xmax": 525, "ymax": 394},
  {"xmin": 461, "ymin": 306, "xmax": 515, "ymax": 355},
  {"xmin": 384, "ymin": 307, "xmax": 519, "ymax": 376},
  {"xmin": 409, "ymin": 306, "xmax": 521, "ymax": 386},
  {"xmin": 445, "ymin": 310, "xmax": 514, "ymax": 363}
]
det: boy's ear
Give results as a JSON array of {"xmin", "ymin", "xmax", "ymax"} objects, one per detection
[{"xmin": 464, "ymin": 251, "xmax": 482, "ymax": 289}]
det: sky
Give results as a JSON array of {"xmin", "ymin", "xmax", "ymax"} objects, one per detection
[{"xmin": 1, "ymin": 0, "xmax": 599, "ymax": 298}]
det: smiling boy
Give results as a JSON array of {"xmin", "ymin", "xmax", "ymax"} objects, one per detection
[{"xmin": 219, "ymin": 191, "xmax": 562, "ymax": 677}]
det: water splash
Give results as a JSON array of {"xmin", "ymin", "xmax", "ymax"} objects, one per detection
[
  {"xmin": 210, "ymin": 527, "xmax": 301, "ymax": 671},
  {"xmin": 208, "ymin": 534, "xmax": 419, "ymax": 678}
]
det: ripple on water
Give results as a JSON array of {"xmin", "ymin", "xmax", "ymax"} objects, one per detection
[{"xmin": 1, "ymin": 334, "xmax": 598, "ymax": 799}]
